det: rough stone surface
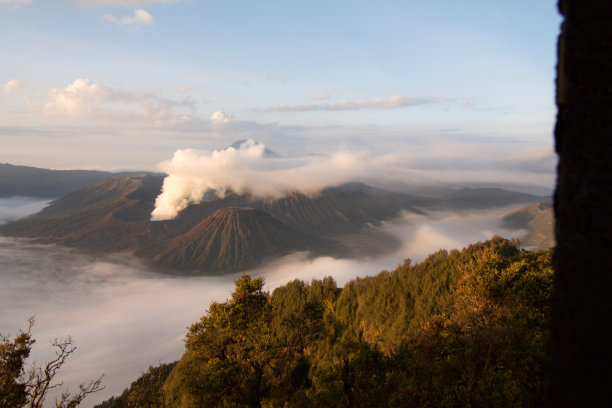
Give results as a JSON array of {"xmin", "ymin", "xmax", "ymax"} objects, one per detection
[{"xmin": 551, "ymin": 1, "xmax": 612, "ymax": 406}]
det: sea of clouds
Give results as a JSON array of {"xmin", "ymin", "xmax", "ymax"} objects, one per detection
[{"xmin": 0, "ymin": 196, "xmax": 527, "ymax": 407}]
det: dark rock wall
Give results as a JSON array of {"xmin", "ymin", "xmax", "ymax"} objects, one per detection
[{"xmin": 551, "ymin": 1, "xmax": 612, "ymax": 406}]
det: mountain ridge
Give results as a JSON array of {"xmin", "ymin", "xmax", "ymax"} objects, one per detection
[{"xmin": 0, "ymin": 172, "xmax": 547, "ymax": 274}]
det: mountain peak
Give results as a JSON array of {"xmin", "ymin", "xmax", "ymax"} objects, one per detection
[
  {"xmin": 138, "ymin": 207, "xmax": 319, "ymax": 274},
  {"xmin": 226, "ymin": 139, "xmax": 280, "ymax": 158}
]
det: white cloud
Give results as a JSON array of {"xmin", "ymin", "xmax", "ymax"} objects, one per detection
[
  {"xmin": 40, "ymin": 78, "xmax": 195, "ymax": 128},
  {"xmin": 44, "ymin": 78, "xmax": 112, "ymax": 117},
  {"xmin": 103, "ymin": 9, "xmax": 153, "ymax": 28},
  {"xmin": 150, "ymin": 139, "xmax": 397, "ymax": 220},
  {"xmin": 313, "ymin": 91, "xmax": 330, "ymax": 100},
  {"xmin": 209, "ymin": 110, "xmax": 231, "ymax": 125},
  {"xmin": 80, "ymin": 0, "xmax": 178, "ymax": 6},
  {"xmin": 266, "ymin": 95, "xmax": 437, "ymax": 112},
  {"xmin": 2, "ymin": 79, "xmax": 22, "ymax": 95}
]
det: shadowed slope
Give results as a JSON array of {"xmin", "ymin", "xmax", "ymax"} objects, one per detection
[
  {"xmin": 138, "ymin": 208, "xmax": 326, "ymax": 274},
  {"xmin": 0, "ymin": 174, "xmax": 168, "ymax": 251},
  {"xmin": 501, "ymin": 201, "xmax": 554, "ymax": 249},
  {"xmin": 0, "ymin": 163, "xmax": 118, "ymax": 198}
]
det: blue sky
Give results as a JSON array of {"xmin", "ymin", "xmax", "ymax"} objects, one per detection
[{"xmin": 0, "ymin": 0, "xmax": 561, "ymax": 190}]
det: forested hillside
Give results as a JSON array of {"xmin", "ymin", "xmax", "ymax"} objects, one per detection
[{"xmin": 97, "ymin": 236, "xmax": 553, "ymax": 407}]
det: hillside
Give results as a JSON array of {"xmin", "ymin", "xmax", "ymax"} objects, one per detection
[
  {"xmin": 138, "ymin": 208, "xmax": 334, "ymax": 273},
  {"xmin": 501, "ymin": 200, "xmax": 554, "ymax": 249},
  {"xmin": 0, "ymin": 163, "xmax": 130, "ymax": 198},
  {"xmin": 0, "ymin": 174, "xmax": 168, "ymax": 251}
]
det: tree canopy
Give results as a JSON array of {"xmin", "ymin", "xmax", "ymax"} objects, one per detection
[{"xmin": 97, "ymin": 237, "xmax": 553, "ymax": 408}]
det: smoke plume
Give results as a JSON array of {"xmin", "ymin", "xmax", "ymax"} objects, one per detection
[
  {"xmin": 150, "ymin": 138, "xmax": 556, "ymax": 221},
  {"xmin": 150, "ymin": 139, "xmax": 396, "ymax": 220}
]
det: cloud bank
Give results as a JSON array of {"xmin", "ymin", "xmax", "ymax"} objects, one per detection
[
  {"xmin": 38, "ymin": 78, "xmax": 195, "ymax": 127},
  {"xmin": 0, "ymin": 197, "xmax": 50, "ymax": 224},
  {"xmin": 2, "ymin": 79, "xmax": 22, "ymax": 95},
  {"xmin": 265, "ymin": 95, "xmax": 437, "ymax": 112},
  {"xmin": 150, "ymin": 139, "xmax": 397, "ymax": 220}
]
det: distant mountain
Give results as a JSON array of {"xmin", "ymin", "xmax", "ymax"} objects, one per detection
[
  {"xmin": 0, "ymin": 173, "xmax": 167, "ymax": 251},
  {"xmin": 226, "ymin": 139, "xmax": 280, "ymax": 157},
  {"xmin": 138, "ymin": 208, "xmax": 331, "ymax": 274},
  {"xmin": 0, "ymin": 162, "xmax": 163, "ymax": 198},
  {"xmin": 0, "ymin": 172, "xmax": 547, "ymax": 274},
  {"xmin": 0, "ymin": 163, "xmax": 116, "ymax": 198},
  {"xmin": 501, "ymin": 201, "xmax": 554, "ymax": 249},
  {"xmin": 443, "ymin": 187, "xmax": 543, "ymax": 209}
]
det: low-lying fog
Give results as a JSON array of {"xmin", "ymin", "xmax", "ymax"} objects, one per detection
[{"xmin": 0, "ymin": 198, "xmax": 528, "ymax": 407}]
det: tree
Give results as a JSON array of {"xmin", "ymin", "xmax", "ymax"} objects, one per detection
[
  {"xmin": 173, "ymin": 274, "xmax": 331, "ymax": 407},
  {"xmin": 181, "ymin": 274, "xmax": 275, "ymax": 408},
  {"xmin": 392, "ymin": 241, "xmax": 553, "ymax": 407},
  {"xmin": 0, "ymin": 318, "xmax": 34, "ymax": 407},
  {"xmin": 0, "ymin": 317, "xmax": 104, "ymax": 408},
  {"xmin": 125, "ymin": 364, "xmax": 174, "ymax": 408}
]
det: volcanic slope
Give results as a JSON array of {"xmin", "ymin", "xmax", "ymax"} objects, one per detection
[
  {"xmin": 171, "ymin": 182, "xmax": 431, "ymax": 236},
  {"xmin": 0, "ymin": 175, "xmax": 427, "ymax": 270},
  {"xmin": 0, "ymin": 163, "xmax": 118, "ymax": 198},
  {"xmin": 0, "ymin": 174, "xmax": 169, "ymax": 251},
  {"xmin": 1, "ymin": 173, "xmax": 546, "ymax": 274},
  {"xmin": 138, "ymin": 208, "xmax": 331, "ymax": 274}
]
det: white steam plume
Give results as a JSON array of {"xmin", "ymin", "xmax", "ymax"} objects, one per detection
[{"xmin": 150, "ymin": 139, "xmax": 397, "ymax": 221}]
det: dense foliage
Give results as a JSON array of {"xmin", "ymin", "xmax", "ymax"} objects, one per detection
[
  {"xmin": 94, "ymin": 363, "xmax": 176, "ymax": 408},
  {"xmin": 96, "ymin": 236, "xmax": 553, "ymax": 407}
]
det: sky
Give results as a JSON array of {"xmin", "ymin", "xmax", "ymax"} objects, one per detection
[{"xmin": 1, "ymin": 0, "xmax": 562, "ymax": 189}]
